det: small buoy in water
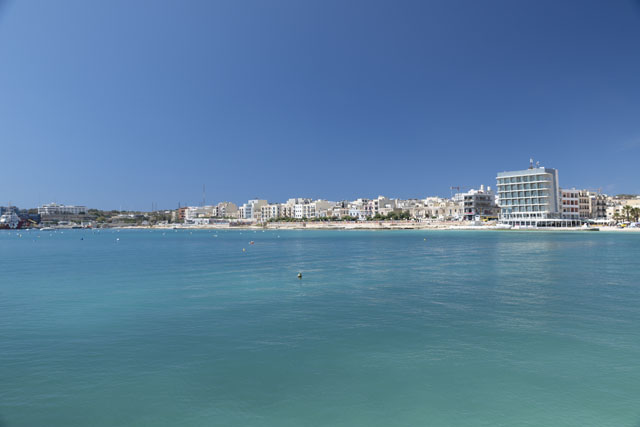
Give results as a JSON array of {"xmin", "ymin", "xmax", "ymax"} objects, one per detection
[
  {"xmin": 297, "ymin": 272, "xmax": 302, "ymax": 279},
  {"xmin": 116, "ymin": 238, "xmax": 120, "ymax": 242},
  {"xmin": 242, "ymin": 248, "xmax": 246, "ymax": 252},
  {"xmin": 424, "ymin": 238, "xmax": 427, "ymax": 241},
  {"xmin": 81, "ymin": 237, "xmax": 84, "ymax": 240},
  {"xmin": 250, "ymin": 241, "xmax": 254, "ymax": 245}
]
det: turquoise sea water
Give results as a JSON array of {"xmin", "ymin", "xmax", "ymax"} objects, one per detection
[{"xmin": 1, "ymin": 229, "xmax": 639, "ymax": 426}]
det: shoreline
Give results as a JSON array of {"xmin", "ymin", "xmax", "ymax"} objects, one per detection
[{"xmin": 110, "ymin": 221, "xmax": 640, "ymax": 232}]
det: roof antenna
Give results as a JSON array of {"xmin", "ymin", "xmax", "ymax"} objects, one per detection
[{"xmin": 529, "ymin": 158, "xmax": 534, "ymax": 169}]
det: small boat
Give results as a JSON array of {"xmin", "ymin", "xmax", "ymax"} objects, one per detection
[{"xmin": 494, "ymin": 224, "xmax": 513, "ymax": 230}]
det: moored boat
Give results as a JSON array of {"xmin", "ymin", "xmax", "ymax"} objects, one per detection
[{"xmin": 0, "ymin": 211, "xmax": 27, "ymax": 229}]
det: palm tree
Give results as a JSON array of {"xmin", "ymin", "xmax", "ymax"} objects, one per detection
[
  {"xmin": 622, "ymin": 205, "xmax": 633, "ymax": 222},
  {"xmin": 632, "ymin": 207, "xmax": 640, "ymax": 222}
]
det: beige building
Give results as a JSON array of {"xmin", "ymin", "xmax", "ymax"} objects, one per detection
[
  {"xmin": 578, "ymin": 191, "xmax": 591, "ymax": 219},
  {"xmin": 217, "ymin": 202, "xmax": 239, "ymax": 218},
  {"xmin": 607, "ymin": 197, "xmax": 640, "ymax": 220},
  {"xmin": 418, "ymin": 197, "xmax": 462, "ymax": 220},
  {"xmin": 368, "ymin": 196, "xmax": 396, "ymax": 217}
]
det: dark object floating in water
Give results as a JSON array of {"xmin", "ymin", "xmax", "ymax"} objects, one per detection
[{"xmin": 297, "ymin": 272, "xmax": 302, "ymax": 279}]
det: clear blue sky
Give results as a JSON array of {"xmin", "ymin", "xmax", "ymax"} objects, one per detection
[{"xmin": 1, "ymin": 0, "xmax": 639, "ymax": 210}]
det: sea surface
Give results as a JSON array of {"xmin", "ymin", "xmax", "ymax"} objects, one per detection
[{"xmin": 1, "ymin": 229, "xmax": 639, "ymax": 426}]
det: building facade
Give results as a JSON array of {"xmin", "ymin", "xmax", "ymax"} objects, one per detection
[
  {"xmin": 462, "ymin": 186, "xmax": 499, "ymax": 221},
  {"xmin": 239, "ymin": 199, "xmax": 267, "ymax": 221},
  {"xmin": 260, "ymin": 204, "xmax": 282, "ymax": 221},
  {"xmin": 216, "ymin": 202, "xmax": 238, "ymax": 218},
  {"xmin": 589, "ymin": 193, "xmax": 608, "ymax": 219},
  {"xmin": 578, "ymin": 191, "xmax": 592, "ymax": 219},
  {"xmin": 496, "ymin": 166, "xmax": 580, "ymax": 227},
  {"xmin": 561, "ymin": 189, "xmax": 580, "ymax": 220},
  {"xmin": 38, "ymin": 203, "xmax": 87, "ymax": 216}
]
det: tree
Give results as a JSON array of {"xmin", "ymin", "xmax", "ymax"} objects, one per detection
[
  {"xmin": 622, "ymin": 205, "xmax": 633, "ymax": 222},
  {"xmin": 632, "ymin": 207, "xmax": 640, "ymax": 222}
]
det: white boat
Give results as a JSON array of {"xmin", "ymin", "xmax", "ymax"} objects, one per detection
[
  {"xmin": 494, "ymin": 224, "xmax": 513, "ymax": 230},
  {"xmin": 0, "ymin": 211, "xmax": 23, "ymax": 229}
]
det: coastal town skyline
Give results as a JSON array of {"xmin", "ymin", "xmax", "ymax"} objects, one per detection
[
  {"xmin": 4, "ymin": 162, "xmax": 639, "ymax": 230},
  {"xmin": 4, "ymin": 158, "xmax": 637, "ymax": 212},
  {"xmin": 3, "ymin": 2, "xmax": 640, "ymax": 425},
  {"xmin": 2, "ymin": 1, "xmax": 640, "ymax": 209}
]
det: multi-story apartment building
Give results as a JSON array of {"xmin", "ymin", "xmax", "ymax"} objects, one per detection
[
  {"xmin": 462, "ymin": 185, "xmax": 499, "ymax": 221},
  {"xmin": 328, "ymin": 206, "xmax": 351, "ymax": 218},
  {"xmin": 177, "ymin": 207, "xmax": 188, "ymax": 222},
  {"xmin": 280, "ymin": 204, "xmax": 294, "ymax": 218},
  {"xmin": 239, "ymin": 199, "xmax": 268, "ymax": 221},
  {"xmin": 328, "ymin": 201, "xmax": 351, "ymax": 218},
  {"xmin": 184, "ymin": 205, "xmax": 218, "ymax": 222},
  {"xmin": 294, "ymin": 203, "xmax": 315, "ymax": 219},
  {"xmin": 290, "ymin": 199, "xmax": 333, "ymax": 219},
  {"xmin": 368, "ymin": 196, "xmax": 396, "ymax": 217},
  {"xmin": 561, "ymin": 189, "xmax": 580, "ymax": 220},
  {"xmin": 420, "ymin": 197, "xmax": 462, "ymax": 220},
  {"xmin": 216, "ymin": 202, "xmax": 238, "ymax": 218},
  {"xmin": 607, "ymin": 197, "xmax": 640, "ymax": 221},
  {"xmin": 260, "ymin": 204, "xmax": 282, "ymax": 221},
  {"xmin": 589, "ymin": 193, "xmax": 608, "ymax": 219},
  {"xmin": 496, "ymin": 165, "xmax": 580, "ymax": 227},
  {"xmin": 578, "ymin": 191, "xmax": 591, "ymax": 219},
  {"xmin": 348, "ymin": 199, "xmax": 371, "ymax": 220},
  {"xmin": 313, "ymin": 200, "xmax": 334, "ymax": 218}
]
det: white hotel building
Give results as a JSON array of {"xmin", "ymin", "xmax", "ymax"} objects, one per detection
[
  {"xmin": 38, "ymin": 203, "xmax": 87, "ymax": 216},
  {"xmin": 496, "ymin": 166, "xmax": 582, "ymax": 227}
]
